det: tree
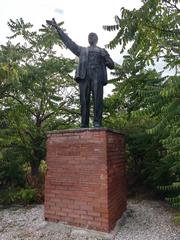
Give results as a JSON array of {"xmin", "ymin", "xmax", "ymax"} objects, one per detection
[
  {"xmin": 0, "ymin": 42, "xmax": 20, "ymax": 99},
  {"xmin": 103, "ymin": 0, "xmax": 180, "ymax": 186},
  {"xmin": 0, "ymin": 18, "xmax": 79, "ymax": 176}
]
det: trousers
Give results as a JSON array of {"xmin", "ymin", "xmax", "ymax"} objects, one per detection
[{"xmin": 79, "ymin": 68, "xmax": 104, "ymax": 127}]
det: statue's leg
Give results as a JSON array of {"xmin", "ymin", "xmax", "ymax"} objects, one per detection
[
  {"xmin": 91, "ymin": 71, "xmax": 103, "ymax": 128},
  {"xmin": 79, "ymin": 77, "xmax": 90, "ymax": 128}
]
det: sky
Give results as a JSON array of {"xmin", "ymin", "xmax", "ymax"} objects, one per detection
[
  {"xmin": 0, "ymin": 0, "xmax": 142, "ymax": 58},
  {"xmin": 0, "ymin": 0, "xmax": 144, "ymax": 95}
]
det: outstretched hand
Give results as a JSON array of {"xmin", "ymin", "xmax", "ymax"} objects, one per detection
[{"xmin": 46, "ymin": 18, "xmax": 58, "ymax": 28}]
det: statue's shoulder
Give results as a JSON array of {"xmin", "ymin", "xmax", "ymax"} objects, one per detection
[
  {"xmin": 97, "ymin": 46, "xmax": 104, "ymax": 51},
  {"xmin": 100, "ymin": 47, "xmax": 109, "ymax": 56}
]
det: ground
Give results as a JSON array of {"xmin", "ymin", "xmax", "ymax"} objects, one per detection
[{"xmin": 0, "ymin": 200, "xmax": 179, "ymax": 240}]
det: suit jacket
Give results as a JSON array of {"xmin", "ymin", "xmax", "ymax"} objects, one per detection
[{"xmin": 56, "ymin": 28, "xmax": 114, "ymax": 85}]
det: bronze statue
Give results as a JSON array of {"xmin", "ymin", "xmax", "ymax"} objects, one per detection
[{"xmin": 46, "ymin": 18, "xmax": 114, "ymax": 128}]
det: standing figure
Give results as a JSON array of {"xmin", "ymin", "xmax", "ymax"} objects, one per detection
[{"xmin": 46, "ymin": 18, "xmax": 114, "ymax": 128}]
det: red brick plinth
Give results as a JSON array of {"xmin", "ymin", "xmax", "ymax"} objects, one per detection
[{"xmin": 44, "ymin": 128, "xmax": 127, "ymax": 232}]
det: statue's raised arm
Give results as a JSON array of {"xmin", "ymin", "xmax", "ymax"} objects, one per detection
[{"xmin": 46, "ymin": 18, "xmax": 81, "ymax": 57}]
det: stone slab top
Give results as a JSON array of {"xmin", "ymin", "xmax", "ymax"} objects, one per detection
[{"xmin": 46, "ymin": 127, "xmax": 124, "ymax": 136}]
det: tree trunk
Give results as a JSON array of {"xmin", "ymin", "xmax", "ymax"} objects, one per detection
[
  {"xmin": 30, "ymin": 161, "xmax": 40, "ymax": 176},
  {"xmin": 28, "ymin": 161, "xmax": 41, "ymax": 189}
]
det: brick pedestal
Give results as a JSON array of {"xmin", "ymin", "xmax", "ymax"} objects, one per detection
[{"xmin": 44, "ymin": 128, "xmax": 127, "ymax": 232}]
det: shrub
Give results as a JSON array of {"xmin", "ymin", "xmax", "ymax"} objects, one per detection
[
  {"xmin": 0, "ymin": 187, "xmax": 36, "ymax": 205},
  {"xmin": 158, "ymin": 181, "xmax": 180, "ymax": 223},
  {"xmin": 0, "ymin": 187, "xmax": 18, "ymax": 205},
  {"xmin": 18, "ymin": 188, "xmax": 36, "ymax": 204},
  {"xmin": 0, "ymin": 148, "xmax": 26, "ymax": 187},
  {"xmin": 174, "ymin": 215, "xmax": 180, "ymax": 224}
]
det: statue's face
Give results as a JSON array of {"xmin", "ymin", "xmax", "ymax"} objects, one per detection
[{"xmin": 88, "ymin": 33, "xmax": 98, "ymax": 46}]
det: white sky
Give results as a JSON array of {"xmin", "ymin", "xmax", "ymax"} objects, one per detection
[
  {"xmin": 1, "ymin": 0, "xmax": 144, "ymax": 95},
  {"xmin": 0, "ymin": 0, "xmax": 142, "ymax": 57}
]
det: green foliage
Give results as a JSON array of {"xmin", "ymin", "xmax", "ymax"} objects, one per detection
[
  {"xmin": 174, "ymin": 215, "xmax": 180, "ymax": 224},
  {"xmin": 104, "ymin": 0, "xmax": 180, "ymax": 187},
  {"xmin": 166, "ymin": 196, "xmax": 180, "ymax": 208},
  {"xmin": 158, "ymin": 181, "xmax": 180, "ymax": 209},
  {"xmin": 158, "ymin": 182, "xmax": 180, "ymax": 223},
  {"xmin": 0, "ymin": 187, "xmax": 19, "ymax": 205},
  {"xmin": 0, "ymin": 151, "xmax": 25, "ymax": 187},
  {"xmin": 0, "ymin": 109, "xmax": 26, "ymax": 186},
  {"xmin": 158, "ymin": 182, "xmax": 180, "ymax": 192},
  {"xmin": 0, "ymin": 42, "xmax": 20, "ymax": 98},
  {"xmin": 0, "ymin": 187, "xmax": 36, "ymax": 205},
  {"xmin": 0, "ymin": 18, "xmax": 79, "ymax": 177},
  {"xmin": 18, "ymin": 188, "xmax": 36, "ymax": 204}
]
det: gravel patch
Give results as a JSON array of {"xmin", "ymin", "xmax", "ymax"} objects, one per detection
[
  {"xmin": 114, "ymin": 200, "xmax": 179, "ymax": 240},
  {"xmin": 0, "ymin": 200, "xmax": 179, "ymax": 240}
]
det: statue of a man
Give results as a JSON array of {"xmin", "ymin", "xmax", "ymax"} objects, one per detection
[{"xmin": 46, "ymin": 18, "xmax": 114, "ymax": 128}]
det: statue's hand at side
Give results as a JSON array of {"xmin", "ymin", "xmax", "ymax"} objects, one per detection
[{"xmin": 46, "ymin": 18, "xmax": 59, "ymax": 29}]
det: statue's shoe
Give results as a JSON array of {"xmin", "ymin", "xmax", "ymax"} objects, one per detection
[
  {"xmin": 80, "ymin": 124, "xmax": 89, "ymax": 128},
  {"xmin": 93, "ymin": 123, "xmax": 101, "ymax": 128}
]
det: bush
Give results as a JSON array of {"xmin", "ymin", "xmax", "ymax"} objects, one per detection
[
  {"xmin": 0, "ymin": 187, "xmax": 19, "ymax": 205},
  {"xmin": 174, "ymin": 215, "xmax": 180, "ymax": 224},
  {"xmin": 0, "ymin": 160, "xmax": 46, "ymax": 205},
  {"xmin": 158, "ymin": 182, "xmax": 180, "ymax": 207},
  {"xmin": 158, "ymin": 181, "xmax": 180, "ymax": 223},
  {"xmin": 0, "ymin": 187, "xmax": 36, "ymax": 205},
  {"xmin": 0, "ymin": 148, "xmax": 26, "ymax": 187},
  {"xmin": 18, "ymin": 188, "xmax": 36, "ymax": 204}
]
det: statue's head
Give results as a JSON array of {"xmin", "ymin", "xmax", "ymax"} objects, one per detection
[{"xmin": 88, "ymin": 32, "xmax": 98, "ymax": 46}]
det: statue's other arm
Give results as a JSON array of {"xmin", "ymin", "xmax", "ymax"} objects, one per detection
[
  {"xmin": 102, "ymin": 49, "xmax": 114, "ymax": 69},
  {"xmin": 46, "ymin": 19, "xmax": 81, "ymax": 57}
]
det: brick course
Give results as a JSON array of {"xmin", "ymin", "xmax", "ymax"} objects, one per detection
[{"xmin": 44, "ymin": 128, "xmax": 127, "ymax": 232}]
